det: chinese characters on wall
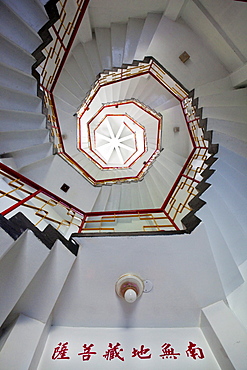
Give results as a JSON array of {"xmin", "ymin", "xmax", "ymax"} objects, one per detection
[{"xmin": 51, "ymin": 341, "xmax": 205, "ymax": 362}]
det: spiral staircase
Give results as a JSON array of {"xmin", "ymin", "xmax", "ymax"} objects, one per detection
[{"xmin": 0, "ymin": 0, "xmax": 247, "ymax": 368}]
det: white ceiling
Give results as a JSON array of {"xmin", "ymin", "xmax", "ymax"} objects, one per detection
[
  {"xmin": 88, "ymin": 0, "xmax": 169, "ymax": 28},
  {"xmin": 52, "ymin": 224, "xmax": 225, "ymax": 328},
  {"xmin": 88, "ymin": 0, "xmax": 247, "ymax": 74}
]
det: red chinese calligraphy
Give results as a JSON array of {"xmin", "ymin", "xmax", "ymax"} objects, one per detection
[
  {"xmin": 78, "ymin": 343, "xmax": 97, "ymax": 361},
  {"xmin": 132, "ymin": 344, "xmax": 152, "ymax": 359},
  {"xmin": 51, "ymin": 342, "xmax": 70, "ymax": 360},
  {"xmin": 186, "ymin": 341, "xmax": 205, "ymax": 359},
  {"xmin": 160, "ymin": 343, "xmax": 180, "ymax": 359},
  {"xmin": 103, "ymin": 342, "xmax": 124, "ymax": 361}
]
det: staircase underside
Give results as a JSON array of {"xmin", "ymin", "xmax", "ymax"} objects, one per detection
[{"xmin": 0, "ymin": 0, "xmax": 247, "ymax": 369}]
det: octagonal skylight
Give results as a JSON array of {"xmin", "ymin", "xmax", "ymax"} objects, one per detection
[{"xmin": 78, "ymin": 99, "xmax": 162, "ymax": 182}]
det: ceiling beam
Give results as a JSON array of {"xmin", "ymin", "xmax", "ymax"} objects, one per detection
[{"xmin": 164, "ymin": 0, "xmax": 187, "ymax": 21}]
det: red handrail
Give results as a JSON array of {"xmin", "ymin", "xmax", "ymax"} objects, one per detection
[{"xmin": 0, "ymin": 163, "xmax": 85, "ymax": 217}]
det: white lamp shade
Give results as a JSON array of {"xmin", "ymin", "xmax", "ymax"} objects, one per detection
[{"xmin": 124, "ymin": 288, "xmax": 137, "ymax": 303}]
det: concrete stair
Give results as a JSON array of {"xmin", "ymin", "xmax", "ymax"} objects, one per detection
[
  {"xmin": 0, "ymin": 217, "xmax": 77, "ymax": 369},
  {"xmin": 0, "ymin": 0, "xmax": 247, "ymax": 368}
]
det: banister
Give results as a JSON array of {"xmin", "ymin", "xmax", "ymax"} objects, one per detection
[{"xmin": 0, "ymin": 163, "xmax": 85, "ymax": 217}]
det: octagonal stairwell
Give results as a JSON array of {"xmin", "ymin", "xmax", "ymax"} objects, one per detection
[{"xmin": 0, "ymin": 0, "xmax": 247, "ymax": 369}]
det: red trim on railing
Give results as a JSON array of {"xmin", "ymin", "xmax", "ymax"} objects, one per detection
[
  {"xmin": 149, "ymin": 71, "xmax": 182, "ymax": 101},
  {"xmin": 0, "ymin": 163, "xmax": 85, "ymax": 216},
  {"xmin": 1, "ymin": 189, "xmax": 42, "ymax": 216},
  {"xmin": 163, "ymin": 209, "xmax": 180, "ymax": 231},
  {"xmin": 52, "ymin": 25, "xmax": 66, "ymax": 50},
  {"xmin": 85, "ymin": 208, "xmax": 163, "ymax": 218},
  {"xmin": 161, "ymin": 148, "xmax": 196, "ymax": 210},
  {"xmin": 50, "ymin": 0, "xmax": 91, "ymax": 93},
  {"xmin": 50, "ymin": 92, "xmax": 66, "ymax": 152},
  {"xmin": 182, "ymin": 174, "xmax": 200, "ymax": 183},
  {"xmin": 180, "ymin": 100, "xmax": 196, "ymax": 147}
]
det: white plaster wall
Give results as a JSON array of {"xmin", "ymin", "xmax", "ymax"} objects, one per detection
[
  {"xmin": 147, "ymin": 16, "xmax": 228, "ymax": 90},
  {"xmin": 51, "ymin": 224, "xmax": 225, "ymax": 328},
  {"xmin": 38, "ymin": 326, "xmax": 220, "ymax": 370}
]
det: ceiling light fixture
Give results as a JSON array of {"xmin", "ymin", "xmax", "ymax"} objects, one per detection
[{"xmin": 115, "ymin": 273, "xmax": 144, "ymax": 303}]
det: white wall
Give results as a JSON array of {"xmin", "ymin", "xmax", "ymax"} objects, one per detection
[{"xmin": 38, "ymin": 326, "xmax": 220, "ymax": 369}]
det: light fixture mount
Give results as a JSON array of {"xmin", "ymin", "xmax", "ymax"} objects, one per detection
[{"xmin": 115, "ymin": 273, "xmax": 144, "ymax": 303}]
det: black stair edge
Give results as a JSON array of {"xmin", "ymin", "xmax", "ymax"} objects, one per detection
[
  {"xmin": 32, "ymin": 0, "xmax": 60, "ymax": 71},
  {"xmin": 180, "ymin": 89, "xmax": 219, "ymax": 233},
  {"xmin": 30, "ymin": 0, "xmax": 60, "ymax": 114},
  {"xmin": 71, "ymin": 229, "xmax": 186, "ymax": 239},
  {"xmin": 0, "ymin": 212, "xmax": 79, "ymax": 256}
]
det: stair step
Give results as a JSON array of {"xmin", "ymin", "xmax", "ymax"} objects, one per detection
[
  {"xmin": 123, "ymin": 18, "xmax": 145, "ymax": 64},
  {"xmin": 57, "ymin": 69, "xmax": 86, "ymax": 101},
  {"xmin": 130, "ymin": 181, "xmax": 142, "ymax": 210},
  {"xmin": 160, "ymin": 149, "xmax": 183, "ymax": 176},
  {"xmin": 0, "ymin": 62, "xmax": 37, "ymax": 95},
  {"xmin": 9, "ymin": 240, "xmax": 76, "ymax": 324},
  {"xmin": 111, "ymin": 23, "xmax": 127, "ymax": 68},
  {"xmin": 92, "ymin": 186, "xmax": 111, "ymax": 212},
  {"xmin": 134, "ymin": 13, "xmax": 162, "ymax": 61},
  {"xmin": 207, "ymin": 118, "xmax": 247, "ymax": 143},
  {"xmin": 201, "ymin": 186, "xmax": 247, "ymax": 266},
  {"xmin": 0, "ymin": 129, "xmax": 49, "ymax": 154},
  {"xmin": 152, "ymin": 97, "xmax": 179, "ymax": 112},
  {"xmin": 83, "ymin": 37, "xmax": 102, "ymax": 77},
  {"xmin": 198, "ymin": 88, "xmax": 247, "ymax": 107},
  {"xmin": 213, "ymin": 130, "xmax": 247, "ymax": 158},
  {"xmin": 155, "ymin": 155, "xmax": 179, "ymax": 187},
  {"xmin": 0, "ymin": 33, "xmax": 35, "ymax": 74},
  {"xmin": 0, "ymin": 230, "xmax": 50, "ymax": 327},
  {"xmin": 210, "ymin": 171, "xmax": 247, "ymax": 233},
  {"xmin": 95, "ymin": 27, "xmax": 112, "ymax": 70},
  {"xmin": 197, "ymin": 205, "xmax": 243, "ymax": 296},
  {"xmin": 0, "ymin": 314, "xmax": 46, "ymax": 370},
  {"xmin": 152, "ymin": 159, "xmax": 173, "ymax": 190},
  {"xmin": 53, "ymin": 95, "xmax": 77, "ymax": 115},
  {"xmin": 63, "ymin": 55, "xmax": 90, "ymax": 94},
  {"xmin": 54, "ymin": 82, "xmax": 81, "ymax": 108},
  {"xmin": 0, "ymin": 157, "xmax": 17, "ymax": 170},
  {"xmin": 105, "ymin": 183, "xmax": 121, "ymax": 211},
  {"xmin": 227, "ymin": 260, "xmax": 247, "ymax": 330},
  {"xmin": 218, "ymin": 146, "xmax": 247, "ymax": 176},
  {"xmin": 195, "ymin": 76, "xmax": 233, "ymax": 97},
  {"xmin": 119, "ymin": 182, "xmax": 132, "ymax": 210},
  {"xmin": 72, "ymin": 43, "xmax": 95, "ymax": 86},
  {"xmin": 0, "ymin": 2, "xmax": 42, "ymax": 54},
  {"xmin": 149, "ymin": 163, "xmax": 171, "ymax": 197},
  {"xmin": 130, "ymin": 75, "xmax": 150, "ymax": 100},
  {"xmin": 146, "ymin": 14, "xmax": 230, "ymax": 91},
  {"xmin": 110, "ymin": 80, "xmax": 121, "ymax": 101},
  {"xmin": 0, "ymin": 86, "xmax": 42, "ymax": 113},
  {"xmin": 0, "ymin": 229, "xmax": 14, "ymax": 260},
  {"xmin": 118, "ymin": 77, "xmax": 135, "ymax": 100},
  {"xmin": 102, "ymin": 83, "xmax": 113, "ymax": 103},
  {"xmin": 0, "ymin": 110, "xmax": 46, "ymax": 132},
  {"xmin": 161, "ymin": 105, "xmax": 194, "ymax": 158},
  {"xmin": 202, "ymin": 106, "xmax": 247, "ymax": 124},
  {"xmin": 138, "ymin": 178, "xmax": 154, "ymax": 209},
  {"xmin": 214, "ymin": 152, "xmax": 247, "ymax": 201},
  {"xmin": 144, "ymin": 171, "xmax": 163, "ymax": 207},
  {"xmin": 202, "ymin": 300, "xmax": 247, "ymax": 369},
  {"xmin": 10, "ymin": 142, "xmax": 53, "ymax": 170},
  {"xmin": 1, "ymin": 0, "xmax": 49, "ymax": 32}
]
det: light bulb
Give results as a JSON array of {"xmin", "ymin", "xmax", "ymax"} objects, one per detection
[{"xmin": 124, "ymin": 288, "xmax": 137, "ymax": 303}]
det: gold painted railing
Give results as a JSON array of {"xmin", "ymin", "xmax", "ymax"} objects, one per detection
[
  {"xmin": 38, "ymin": 0, "xmax": 90, "ymax": 154},
  {"xmin": 0, "ymin": 165, "xmax": 85, "ymax": 236},
  {"xmin": 82, "ymin": 213, "xmax": 178, "ymax": 233},
  {"xmin": 81, "ymin": 96, "xmax": 210, "ymax": 233},
  {"xmin": 0, "ymin": 1, "xmax": 213, "ymax": 235}
]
